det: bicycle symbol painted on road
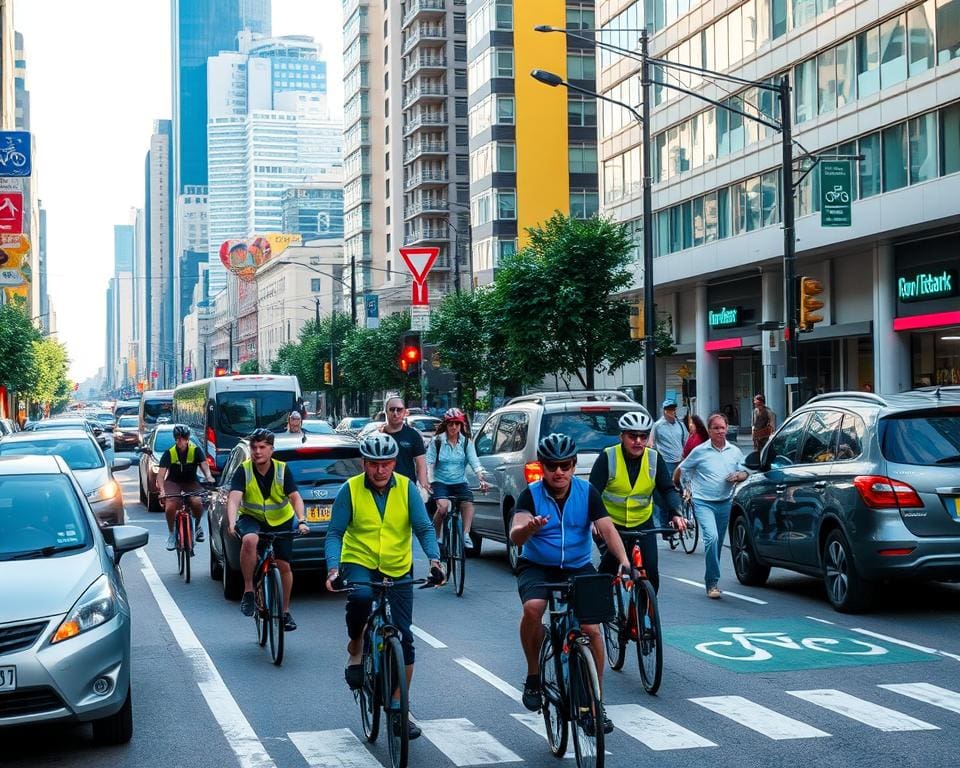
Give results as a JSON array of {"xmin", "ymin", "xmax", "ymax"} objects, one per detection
[
  {"xmin": 695, "ymin": 626, "xmax": 886, "ymax": 662},
  {"xmin": 824, "ymin": 185, "xmax": 850, "ymax": 204}
]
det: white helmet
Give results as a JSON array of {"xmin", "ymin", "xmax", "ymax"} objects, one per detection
[
  {"xmin": 358, "ymin": 433, "xmax": 399, "ymax": 460},
  {"xmin": 618, "ymin": 411, "xmax": 654, "ymax": 432}
]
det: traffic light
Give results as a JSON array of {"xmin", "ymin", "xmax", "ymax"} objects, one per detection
[
  {"xmin": 214, "ymin": 365, "xmax": 228, "ymax": 377},
  {"xmin": 399, "ymin": 331, "xmax": 421, "ymax": 376},
  {"xmin": 628, "ymin": 301, "xmax": 644, "ymax": 340},
  {"xmin": 323, "ymin": 361, "xmax": 332, "ymax": 385},
  {"xmin": 798, "ymin": 276, "xmax": 825, "ymax": 332}
]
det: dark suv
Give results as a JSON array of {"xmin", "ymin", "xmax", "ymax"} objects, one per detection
[{"xmin": 730, "ymin": 388, "xmax": 960, "ymax": 612}]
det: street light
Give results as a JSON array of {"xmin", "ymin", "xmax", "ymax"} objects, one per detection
[{"xmin": 274, "ymin": 257, "xmax": 357, "ymax": 325}]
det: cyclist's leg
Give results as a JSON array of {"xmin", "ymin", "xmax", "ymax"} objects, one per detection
[
  {"xmin": 431, "ymin": 482, "xmax": 451, "ymax": 538},
  {"xmin": 341, "ymin": 562, "xmax": 375, "ymax": 663},
  {"xmin": 517, "ymin": 562, "xmax": 550, "ymax": 676},
  {"xmin": 387, "ymin": 576, "xmax": 416, "ymax": 688},
  {"xmin": 235, "ymin": 516, "xmax": 262, "ymax": 593},
  {"xmin": 162, "ymin": 480, "xmax": 183, "ymax": 533},
  {"xmin": 188, "ymin": 487, "xmax": 204, "ymax": 524},
  {"xmin": 636, "ymin": 520, "xmax": 660, "ymax": 593},
  {"xmin": 450, "ymin": 483, "xmax": 475, "ymax": 538}
]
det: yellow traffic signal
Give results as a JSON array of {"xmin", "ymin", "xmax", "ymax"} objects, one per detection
[
  {"xmin": 629, "ymin": 301, "xmax": 644, "ymax": 340},
  {"xmin": 799, "ymin": 276, "xmax": 825, "ymax": 332},
  {"xmin": 323, "ymin": 361, "xmax": 332, "ymax": 385}
]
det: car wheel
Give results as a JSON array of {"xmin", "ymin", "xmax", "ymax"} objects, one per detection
[
  {"xmin": 466, "ymin": 531, "xmax": 482, "ymax": 558},
  {"xmin": 506, "ymin": 510, "xmax": 522, "ymax": 574},
  {"xmin": 209, "ymin": 536, "xmax": 223, "ymax": 581},
  {"xmin": 730, "ymin": 514, "xmax": 770, "ymax": 587},
  {"xmin": 822, "ymin": 529, "xmax": 873, "ymax": 613},
  {"xmin": 138, "ymin": 479, "xmax": 146, "ymax": 505},
  {"xmin": 91, "ymin": 685, "xmax": 133, "ymax": 745},
  {"xmin": 222, "ymin": 537, "xmax": 243, "ymax": 600},
  {"xmin": 148, "ymin": 487, "xmax": 161, "ymax": 513}
]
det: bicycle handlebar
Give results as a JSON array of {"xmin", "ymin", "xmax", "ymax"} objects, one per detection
[
  {"xmin": 620, "ymin": 526, "xmax": 682, "ymax": 540},
  {"xmin": 333, "ymin": 576, "xmax": 429, "ymax": 593},
  {"xmin": 159, "ymin": 490, "xmax": 211, "ymax": 501}
]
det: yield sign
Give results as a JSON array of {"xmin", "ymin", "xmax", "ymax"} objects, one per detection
[
  {"xmin": 399, "ymin": 246, "xmax": 439, "ymax": 283},
  {"xmin": 0, "ymin": 192, "xmax": 23, "ymax": 234}
]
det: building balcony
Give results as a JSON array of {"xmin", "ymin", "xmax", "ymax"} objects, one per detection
[
  {"xmin": 404, "ymin": 141, "xmax": 449, "ymax": 162},
  {"xmin": 402, "ymin": 0, "xmax": 445, "ymax": 26},
  {"xmin": 403, "ymin": 111, "xmax": 448, "ymax": 136},
  {"xmin": 403, "ymin": 199, "xmax": 449, "ymax": 219},
  {"xmin": 404, "ymin": 226, "xmax": 451, "ymax": 245},
  {"xmin": 402, "ymin": 24, "xmax": 447, "ymax": 56},
  {"xmin": 404, "ymin": 170, "xmax": 449, "ymax": 191},
  {"xmin": 402, "ymin": 56, "xmax": 447, "ymax": 82},
  {"xmin": 402, "ymin": 83, "xmax": 448, "ymax": 109}
]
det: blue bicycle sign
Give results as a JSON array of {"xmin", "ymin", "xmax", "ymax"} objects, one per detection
[{"xmin": 0, "ymin": 132, "xmax": 31, "ymax": 177}]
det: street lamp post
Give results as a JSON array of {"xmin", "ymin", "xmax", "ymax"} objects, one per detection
[{"xmin": 275, "ymin": 257, "xmax": 357, "ymax": 325}]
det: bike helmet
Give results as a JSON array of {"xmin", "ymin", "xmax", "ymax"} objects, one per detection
[
  {"xmin": 248, "ymin": 428, "xmax": 275, "ymax": 445},
  {"xmin": 444, "ymin": 407, "xmax": 466, "ymax": 424},
  {"xmin": 172, "ymin": 424, "xmax": 190, "ymax": 439},
  {"xmin": 618, "ymin": 411, "xmax": 654, "ymax": 432},
  {"xmin": 359, "ymin": 433, "xmax": 399, "ymax": 460},
  {"xmin": 537, "ymin": 433, "xmax": 578, "ymax": 462}
]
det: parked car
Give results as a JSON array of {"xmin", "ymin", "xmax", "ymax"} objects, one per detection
[
  {"xmin": 301, "ymin": 418, "xmax": 335, "ymax": 435},
  {"xmin": 0, "ymin": 418, "xmax": 19, "ymax": 436},
  {"xmin": 730, "ymin": 388, "xmax": 960, "ymax": 612},
  {"xmin": 207, "ymin": 432, "xmax": 364, "ymax": 599},
  {"xmin": 335, "ymin": 416, "xmax": 373, "ymax": 438},
  {"xmin": 0, "ymin": 430, "xmax": 131, "ymax": 526},
  {"xmin": 136, "ymin": 425, "xmax": 204, "ymax": 512},
  {"xmin": 113, "ymin": 415, "xmax": 141, "ymax": 451},
  {"xmin": 467, "ymin": 391, "xmax": 650, "ymax": 570},
  {"xmin": 406, "ymin": 415, "xmax": 442, "ymax": 446},
  {"xmin": 24, "ymin": 417, "xmax": 111, "ymax": 452},
  {"xmin": 0, "ymin": 454, "xmax": 148, "ymax": 743}
]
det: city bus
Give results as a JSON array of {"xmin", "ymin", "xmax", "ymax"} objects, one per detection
[{"xmin": 172, "ymin": 374, "xmax": 300, "ymax": 474}]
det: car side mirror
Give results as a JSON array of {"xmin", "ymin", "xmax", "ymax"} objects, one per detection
[
  {"xmin": 744, "ymin": 451, "xmax": 762, "ymax": 471},
  {"xmin": 139, "ymin": 446, "xmax": 152, "ymax": 456},
  {"xmin": 102, "ymin": 524, "xmax": 149, "ymax": 564},
  {"xmin": 112, "ymin": 457, "xmax": 132, "ymax": 471}
]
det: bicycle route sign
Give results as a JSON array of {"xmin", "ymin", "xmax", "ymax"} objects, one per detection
[
  {"xmin": 664, "ymin": 619, "xmax": 932, "ymax": 673},
  {"xmin": 820, "ymin": 160, "xmax": 851, "ymax": 227},
  {"xmin": 0, "ymin": 131, "xmax": 31, "ymax": 178}
]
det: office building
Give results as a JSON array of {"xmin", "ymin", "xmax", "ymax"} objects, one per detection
[
  {"xmin": 146, "ymin": 119, "xmax": 174, "ymax": 387},
  {"xmin": 281, "ymin": 177, "xmax": 345, "ymax": 241}
]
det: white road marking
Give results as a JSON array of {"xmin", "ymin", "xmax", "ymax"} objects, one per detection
[
  {"xmin": 453, "ymin": 657, "xmax": 523, "ymax": 703},
  {"xmin": 605, "ymin": 703, "xmax": 717, "ymax": 750},
  {"xmin": 416, "ymin": 718, "xmax": 522, "ymax": 765},
  {"xmin": 410, "ymin": 624, "xmax": 447, "ymax": 648},
  {"xmin": 510, "ymin": 713, "xmax": 575, "ymax": 758},
  {"xmin": 669, "ymin": 576, "xmax": 768, "ymax": 604},
  {"xmin": 880, "ymin": 683, "xmax": 960, "ymax": 715},
  {"xmin": 787, "ymin": 689, "xmax": 940, "ymax": 731},
  {"xmin": 135, "ymin": 549, "xmax": 276, "ymax": 768},
  {"xmin": 288, "ymin": 729, "xmax": 381, "ymax": 768},
  {"xmin": 805, "ymin": 616, "xmax": 835, "ymax": 625},
  {"xmin": 691, "ymin": 695, "xmax": 830, "ymax": 740},
  {"xmin": 849, "ymin": 627, "xmax": 960, "ymax": 662}
]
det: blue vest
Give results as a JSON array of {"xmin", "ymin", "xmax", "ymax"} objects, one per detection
[{"xmin": 521, "ymin": 477, "xmax": 593, "ymax": 569}]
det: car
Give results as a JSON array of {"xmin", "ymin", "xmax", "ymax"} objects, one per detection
[
  {"xmin": 467, "ymin": 391, "xmax": 651, "ymax": 570},
  {"xmin": 0, "ymin": 430, "xmax": 131, "ymax": 527},
  {"xmin": 730, "ymin": 388, "xmax": 960, "ymax": 613},
  {"xmin": 0, "ymin": 454, "xmax": 148, "ymax": 743},
  {"xmin": 113, "ymin": 415, "xmax": 141, "ymax": 451},
  {"xmin": 136, "ymin": 425, "xmax": 204, "ymax": 512},
  {"xmin": 94, "ymin": 412, "xmax": 116, "ymax": 429},
  {"xmin": 0, "ymin": 418, "xmax": 19, "ymax": 437},
  {"xmin": 335, "ymin": 416, "xmax": 373, "ymax": 438},
  {"xmin": 24, "ymin": 417, "xmax": 111, "ymax": 452},
  {"xmin": 406, "ymin": 414, "xmax": 442, "ymax": 446},
  {"xmin": 301, "ymin": 418, "xmax": 335, "ymax": 435},
  {"xmin": 207, "ymin": 432, "xmax": 364, "ymax": 599},
  {"xmin": 356, "ymin": 419, "xmax": 386, "ymax": 440}
]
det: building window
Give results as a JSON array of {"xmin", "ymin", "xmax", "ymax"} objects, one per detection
[
  {"xmin": 568, "ymin": 143, "xmax": 597, "ymax": 174},
  {"xmin": 937, "ymin": 0, "xmax": 960, "ymax": 63},
  {"xmin": 566, "ymin": 4, "xmax": 595, "ymax": 30},
  {"xmin": 311, "ymin": 279, "xmax": 322, "ymax": 292},
  {"xmin": 857, "ymin": 26, "xmax": 881, "ymax": 98},
  {"xmin": 497, "ymin": 142, "xmax": 516, "ymax": 172},
  {"xmin": 569, "ymin": 189, "xmax": 599, "ymax": 219},
  {"xmin": 568, "ymin": 95, "xmax": 597, "ymax": 127},
  {"xmin": 858, "ymin": 131, "xmax": 881, "ymax": 197},
  {"xmin": 498, "ymin": 238, "xmax": 517, "ymax": 260},
  {"xmin": 497, "ymin": 190, "xmax": 517, "ymax": 219},
  {"xmin": 879, "ymin": 14, "xmax": 907, "ymax": 88},
  {"xmin": 497, "ymin": 96, "xmax": 515, "ymax": 124},
  {"xmin": 909, "ymin": 2, "xmax": 936, "ymax": 75},
  {"xmin": 817, "ymin": 48, "xmax": 837, "ymax": 115},
  {"xmin": 496, "ymin": 49, "xmax": 514, "ymax": 77},
  {"xmin": 908, "ymin": 111, "xmax": 938, "ymax": 184},
  {"xmin": 795, "ymin": 56, "xmax": 817, "ymax": 123},
  {"xmin": 882, "ymin": 122, "xmax": 908, "ymax": 191},
  {"xmin": 566, "ymin": 52, "xmax": 596, "ymax": 80},
  {"xmin": 942, "ymin": 102, "xmax": 960, "ymax": 175},
  {"xmin": 836, "ymin": 38, "xmax": 856, "ymax": 107}
]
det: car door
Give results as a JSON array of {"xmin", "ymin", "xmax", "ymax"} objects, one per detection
[{"xmin": 468, "ymin": 415, "xmax": 501, "ymax": 537}]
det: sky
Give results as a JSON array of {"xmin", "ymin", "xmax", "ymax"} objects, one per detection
[{"xmin": 14, "ymin": 0, "xmax": 344, "ymax": 383}]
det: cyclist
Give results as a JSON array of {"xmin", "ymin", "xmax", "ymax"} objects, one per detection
[
  {"xmin": 509, "ymin": 433, "xmax": 630, "ymax": 731},
  {"xmin": 426, "ymin": 407, "xmax": 488, "ymax": 552},
  {"xmin": 588, "ymin": 411, "xmax": 685, "ymax": 594},
  {"xmin": 380, "ymin": 396, "xmax": 430, "ymax": 494},
  {"xmin": 325, "ymin": 433, "xmax": 443, "ymax": 741},
  {"xmin": 226, "ymin": 429, "xmax": 308, "ymax": 630},
  {"xmin": 157, "ymin": 424, "xmax": 215, "ymax": 550}
]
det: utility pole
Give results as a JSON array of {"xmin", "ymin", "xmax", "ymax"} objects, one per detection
[
  {"xmin": 350, "ymin": 255, "xmax": 357, "ymax": 325},
  {"xmin": 640, "ymin": 29, "xmax": 656, "ymax": 416},
  {"xmin": 779, "ymin": 75, "xmax": 799, "ymax": 414}
]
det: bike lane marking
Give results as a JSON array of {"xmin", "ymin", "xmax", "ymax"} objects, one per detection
[
  {"xmin": 786, "ymin": 689, "xmax": 939, "ymax": 731},
  {"xmin": 808, "ymin": 616, "xmax": 960, "ymax": 663},
  {"xmin": 135, "ymin": 549, "xmax": 276, "ymax": 768},
  {"xmin": 669, "ymin": 576, "xmax": 768, "ymax": 604},
  {"xmin": 690, "ymin": 695, "xmax": 830, "ymax": 740}
]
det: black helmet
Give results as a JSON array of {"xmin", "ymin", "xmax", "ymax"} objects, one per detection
[
  {"xmin": 173, "ymin": 424, "xmax": 190, "ymax": 439},
  {"xmin": 248, "ymin": 428, "xmax": 275, "ymax": 445},
  {"xmin": 537, "ymin": 433, "xmax": 577, "ymax": 462},
  {"xmin": 359, "ymin": 433, "xmax": 399, "ymax": 460}
]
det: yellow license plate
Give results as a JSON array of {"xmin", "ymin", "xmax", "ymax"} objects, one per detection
[{"xmin": 306, "ymin": 505, "xmax": 332, "ymax": 523}]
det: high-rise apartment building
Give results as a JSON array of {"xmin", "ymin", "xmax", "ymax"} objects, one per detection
[
  {"xmin": 598, "ymin": 0, "xmax": 960, "ymax": 426},
  {"xmin": 466, "ymin": 0, "xmax": 599, "ymax": 285},
  {"xmin": 146, "ymin": 120, "xmax": 174, "ymax": 387}
]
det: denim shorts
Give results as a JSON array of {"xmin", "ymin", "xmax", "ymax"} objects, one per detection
[{"xmin": 431, "ymin": 481, "xmax": 473, "ymax": 503}]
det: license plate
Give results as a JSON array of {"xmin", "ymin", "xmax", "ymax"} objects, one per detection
[
  {"xmin": 306, "ymin": 505, "xmax": 332, "ymax": 523},
  {"xmin": 950, "ymin": 498, "xmax": 960, "ymax": 522},
  {"xmin": 0, "ymin": 666, "xmax": 15, "ymax": 692}
]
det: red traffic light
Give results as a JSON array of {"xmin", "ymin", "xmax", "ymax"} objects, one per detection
[
  {"xmin": 402, "ymin": 345, "xmax": 421, "ymax": 364},
  {"xmin": 214, "ymin": 366, "xmax": 228, "ymax": 377}
]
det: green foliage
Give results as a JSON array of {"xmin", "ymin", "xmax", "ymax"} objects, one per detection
[
  {"xmin": 339, "ymin": 311, "xmax": 410, "ymax": 393},
  {"xmin": 0, "ymin": 299, "xmax": 41, "ymax": 393},
  {"xmin": 424, "ymin": 291, "xmax": 488, "ymax": 406},
  {"xmin": 238, "ymin": 359, "xmax": 260, "ymax": 374},
  {"xmin": 27, "ymin": 338, "xmax": 71, "ymax": 411}
]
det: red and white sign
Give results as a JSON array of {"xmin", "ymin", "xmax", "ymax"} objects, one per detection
[
  {"xmin": 399, "ymin": 247, "xmax": 439, "ymax": 282},
  {"xmin": 0, "ymin": 193, "xmax": 23, "ymax": 234},
  {"xmin": 411, "ymin": 281, "xmax": 429, "ymax": 306}
]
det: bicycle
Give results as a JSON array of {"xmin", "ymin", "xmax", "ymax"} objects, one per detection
[
  {"xmin": 602, "ymin": 527, "xmax": 674, "ymax": 695},
  {"xmin": 247, "ymin": 531, "xmax": 296, "ymax": 666},
  {"xmin": 437, "ymin": 496, "xmax": 468, "ymax": 597},
  {"xmin": 537, "ymin": 574, "xmax": 613, "ymax": 768},
  {"xmin": 159, "ymin": 489, "xmax": 210, "ymax": 584},
  {"xmin": 669, "ymin": 489, "xmax": 699, "ymax": 554}
]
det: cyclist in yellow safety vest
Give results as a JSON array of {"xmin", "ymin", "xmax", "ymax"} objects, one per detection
[
  {"xmin": 227, "ymin": 429, "xmax": 307, "ymax": 630},
  {"xmin": 158, "ymin": 424, "xmax": 215, "ymax": 551},
  {"xmin": 588, "ymin": 411, "xmax": 685, "ymax": 593}
]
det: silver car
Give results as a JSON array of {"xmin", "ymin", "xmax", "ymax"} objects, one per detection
[
  {"xmin": 0, "ymin": 430, "xmax": 131, "ymax": 527},
  {"xmin": 0, "ymin": 454, "xmax": 148, "ymax": 743}
]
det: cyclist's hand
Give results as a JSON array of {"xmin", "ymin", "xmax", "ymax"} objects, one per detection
[
  {"xmin": 325, "ymin": 568, "xmax": 341, "ymax": 592},
  {"xmin": 419, "ymin": 562, "xmax": 446, "ymax": 588},
  {"xmin": 478, "ymin": 478, "xmax": 489, "ymax": 493},
  {"xmin": 527, "ymin": 514, "xmax": 549, "ymax": 534},
  {"xmin": 617, "ymin": 563, "xmax": 633, "ymax": 582},
  {"xmin": 671, "ymin": 513, "xmax": 687, "ymax": 532},
  {"xmin": 296, "ymin": 521, "xmax": 309, "ymax": 535}
]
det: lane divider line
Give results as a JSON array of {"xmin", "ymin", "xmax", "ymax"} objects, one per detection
[
  {"xmin": 453, "ymin": 657, "xmax": 523, "ymax": 703},
  {"xmin": 669, "ymin": 576, "xmax": 768, "ymax": 604},
  {"xmin": 849, "ymin": 627, "xmax": 960, "ymax": 663},
  {"xmin": 410, "ymin": 624, "xmax": 447, "ymax": 648}
]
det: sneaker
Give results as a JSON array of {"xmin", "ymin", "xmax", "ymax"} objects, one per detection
[
  {"xmin": 707, "ymin": 585, "xmax": 722, "ymax": 599},
  {"xmin": 194, "ymin": 525, "xmax": 205, "ymax": 543},
  {"xmin": 603, "ymin": 715, "xmax": 615, "ymax": 735},
  {"xmin": 240, "ymin": 591, "xmax": 255, "ymax": 616},
  {"xmin": 283, "ymin": 612, "xmax": 297, "ymax": 632},
  {"xmin": 578, "ymin": 710, "xmax": 614, "ymax": 737},
  {"xmin": 165, "ymin": 532, "xmax": 176, "ymax": 551},
  {"xmin": 392, "ymin": 717, "xmax": 421, "ymax": 740},
  {"xmin": 522, "ymin": 679, "xmax": 541, "ymax": 712}
]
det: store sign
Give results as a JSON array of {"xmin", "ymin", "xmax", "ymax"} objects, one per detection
[
  {"xmin": 897, "ymin": 269, "xmax": 957, "ymax": 303},
  {"xmin": 820, "ymin": 161, "xmax": 852, "ymax": 227},
  {"xmin": 708, "ymin": 306, "xmax": 741, "ymax": 329}
]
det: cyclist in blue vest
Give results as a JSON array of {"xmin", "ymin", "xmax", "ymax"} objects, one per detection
[
  {"xmin": 158, "ymin": 424, "xmax": 214, "ymax": 550},
  {"xmin": 509, "ymin": 433, "xmax": 630, "ymax": 731}
]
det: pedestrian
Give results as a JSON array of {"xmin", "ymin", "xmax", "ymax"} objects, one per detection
[
  {"xmin": 649, "ymin": 399, "xmax": 687, "ymax": 533},
  {"xmin": 751, "ymin": 393, "xmax": 776, "ymax": 452},
  {"xmin": 681, "ymin": 413, "xmax": 709, "ymax": 458},
  {"xmin": 676, "ymin": 413, "xmax": 748, "ymax": 599},
  {"xmin": 282, "ymin": 410, "xmax": 304, "ymax": 435},
  {"xmin": 380, "ymin": 395, "xmax": 430, "ymax": 496}
]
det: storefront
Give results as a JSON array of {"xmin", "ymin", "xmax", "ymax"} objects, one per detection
[{"xmin": 893, "ymin": 235, "xmax": 960, "ymax": 387}]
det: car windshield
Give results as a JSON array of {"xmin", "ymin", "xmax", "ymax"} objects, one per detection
[
  {"xmin": 117, "ymin": 416, "xmax": 139, "ymax": 429},
  {"xmin": 880, "ymin": 408, "xmax": 960, "ymax": 466},
  {"xmin": 540, "ymin": 409, "xmax": 633, "ymax": 453},
  {"xmin": 0, "ymin": 437, "xmax": 104, "ymax": 470},
  {"xmin": 302, "ymin": 420, "xmax": 334, "ymax": 434},
  {"xmin": 114, "ymin": 403, "xmax": 139, "ymax": 417},
  {"xmin": 32, "ymin": 420, "xmax": 86, "ymax": 431},
  {"xmin": 0, "ymin": 475, "xmax": 90, "ymax": 560},
  {"xmin": 273, "ymin": 447, "xmax": 363, "ymax": 487},
  {"xmin": 218, "ymin": 391, "xmax": 296, "ymax": 437},
  {"xmin": 143, "ymin": 399, "xmax": 173, "ymax": 425},
  {"xmin": 350, "ymin": 418, "xmax": 371, "ymax": 428}
]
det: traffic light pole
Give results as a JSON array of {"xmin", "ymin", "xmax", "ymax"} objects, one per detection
[{"xmin": 780, "ymin": 76, "xmax": 799, "ymax": 415}]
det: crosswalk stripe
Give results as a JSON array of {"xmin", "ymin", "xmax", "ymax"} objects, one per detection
[
  {"xmin": 880, "ymin": 683, "xmax": 960, "ymax": 715},
  {"xmin": 415, "ymin": 718, "xmax": 523, "ymax": 765},
  {"xmin": 787, "ymin": 689, "xmax": 940, "ymax": 731},
  {"xmin": 510, "ymin": 713, "xmax": 575, "ymax": 758},
  {"xmin": 288, "ymin": 729, "xmax": 382, "ymax": 768},
  {"xmin": 605, "ymin": 703, "xmax": 717, "ymax": 750},
  {"xmin": 690, "ymin": 695, "xmax": 831, "ymax": 740}
]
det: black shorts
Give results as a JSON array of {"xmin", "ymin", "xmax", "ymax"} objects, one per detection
[
  {"xmin": 516, "ymin": 559, "xmax": 597, "ymax": 604},
  {"xmin": 236, "ymin": 515, "xmax": 295, "ymax": 562}
]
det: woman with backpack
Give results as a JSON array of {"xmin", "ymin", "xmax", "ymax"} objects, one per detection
[{"xmin": 426, "ymin": 407, "xmax": 489, "ymax": 550}]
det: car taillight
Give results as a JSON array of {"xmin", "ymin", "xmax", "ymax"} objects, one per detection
[
  {"xmin": 206, "ymin": 427, "xmax": 217, "ymax": 466},
  {"xmin": 580, "ymin": 406, "xmax": 611, "ymax": 413},
  {"xmin": 853, "ymin": 475, "xmax": 923, "ymax": 509},
  {"xmin": 524, "ymin": 461, "xmax": 544, "ymax": 484}
]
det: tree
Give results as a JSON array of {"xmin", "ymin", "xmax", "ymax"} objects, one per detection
[
  {"xmin": 338, "ymin": 311, "xmax": 410, "ymax": 394},
  {"xmin": 26, "ymin": 338, "xmax": 71, "ymax": 413},
  {"xmin": 238, "ymin": 359, "xmax": 260, "ymax": 374},
  {"xmin": 0, "ymin": 299, "xmax": 40, "ymax": 394},
  {"xmin": 493, "ymin": 213, "xmax": 645, "ymax": 389},
  {"xmin": 424, "ymin": 291, "xmax": 489, "ymax": 409}
]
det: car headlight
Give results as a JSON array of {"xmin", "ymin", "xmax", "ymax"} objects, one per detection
[
  {"xmin": 87, "ymin": 480, "xmax": 120, "ymax": 502},
  {"xmin": 52, "ymin": 574, "xmax": 117, "ymax": 643}
]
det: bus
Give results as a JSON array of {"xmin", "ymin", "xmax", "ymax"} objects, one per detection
[
  {"xmin": 139, "ymin": 389, "xmax": 174, "ymax": 442},
  {"xmin": 172, "ymin": 374, "xmax": 300, "ymax": 474}
]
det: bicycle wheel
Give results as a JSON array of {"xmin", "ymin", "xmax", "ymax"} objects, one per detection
[
  {"xmin": 539, "ymin": 630, "xmax": 568, "ymax": 758},
  {"xmin": 634, "ymin": 579, "xmax": 663, "ymax": 694},
  {"xmin": 450, "ymin": 514, "xmax": 465, "ymax": 597},
  {"xmin": 382, "ymin": 635, "xmax": 408, "ymax": 768},
  {"xmin": 680, "ymin": 500, "xmax": 699, "ymax": 554},
  {"xmin": 266, "ymin": 566, "xmax": 284, "ymax": 666},
  {"xmin": 177, "ymin": 514, "xmax": 192, "ymax": 583},
  {"xmin": 569, "ymin": 642, "xmax": 604, "ymax": 768},
  {"xmin": 254, "ymin": 576, "xmax": 268, "ymax": 648},
  {"xmin": 603, "ymin": 581, "xmax": 626, "ymax": 671},
  {"xmin": 358, "ymin": 631, "xmax": 380, "ymax": 742}
]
